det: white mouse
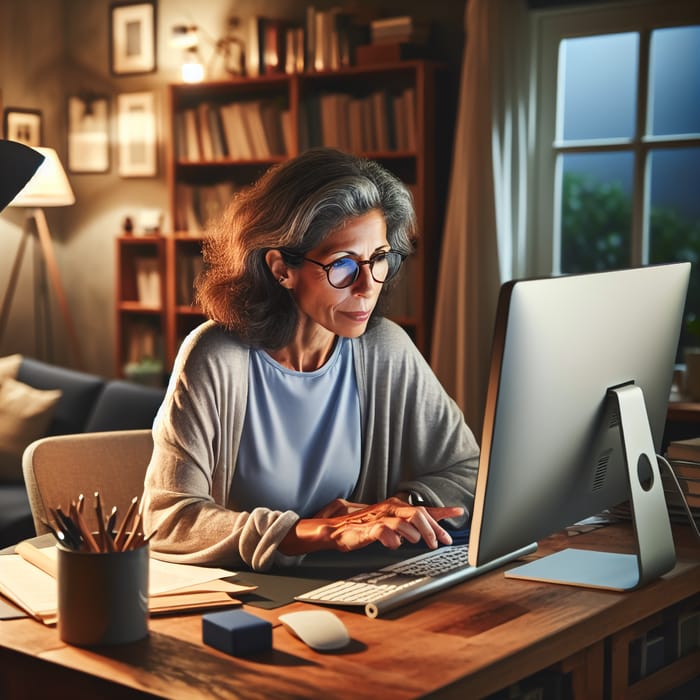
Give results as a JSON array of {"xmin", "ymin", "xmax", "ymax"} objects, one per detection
[{"xmin": 278, "ymin": 610, "xmax": 351, "ymax": 651}]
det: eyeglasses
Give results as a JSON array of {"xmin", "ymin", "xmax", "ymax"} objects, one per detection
[{"xmin": 302, "ymin": 250, "xmax": 405, "ymax": 289}]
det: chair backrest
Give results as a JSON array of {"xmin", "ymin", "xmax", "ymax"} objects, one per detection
[{"xmin": 22, "ymin": 430, "xmax": 153, "ymax": 536}]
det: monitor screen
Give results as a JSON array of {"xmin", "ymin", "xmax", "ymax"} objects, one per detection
[{"xmin": 468, "ymin": 263, "xmax": 691, "ymax": 590}]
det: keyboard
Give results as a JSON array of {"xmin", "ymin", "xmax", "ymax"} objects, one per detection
[{"xmin": 295, "ymin": 541, "xmax": 537, "ymax": 618}]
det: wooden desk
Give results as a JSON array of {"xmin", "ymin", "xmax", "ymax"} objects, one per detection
[{"xmin": 0, "ymin": 524, "xmax": 698, "ymax": 700}]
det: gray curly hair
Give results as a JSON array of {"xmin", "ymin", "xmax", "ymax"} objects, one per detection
[{"xmin": 195, "ymin": 147, "xmax": 416, "ymax": 348}]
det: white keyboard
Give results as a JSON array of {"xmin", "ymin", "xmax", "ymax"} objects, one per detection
[{"xmin": 295, "ymin": 542, "xmax": 537, "ymax": 618}]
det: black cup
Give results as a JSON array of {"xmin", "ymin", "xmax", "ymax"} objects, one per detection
[{"xmin": 57, "ymin": 542, "xmax": 149, "ymax": 646}]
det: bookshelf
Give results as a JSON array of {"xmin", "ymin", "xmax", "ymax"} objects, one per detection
[
  {"xmin": 119, "ymin": 59, "xmax": 453, "ymax": 378},
  {"xmin": 165, "ymin": 233, "xmax": 206, "ymax": 371},
  {"xmin": 115, "ymin": 236, "xmax": 167, "ymax": 380}
]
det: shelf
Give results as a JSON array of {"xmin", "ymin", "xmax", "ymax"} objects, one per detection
[{"xmin": 115, "ymin": 59, "xmax": 454, "ymax": 375}]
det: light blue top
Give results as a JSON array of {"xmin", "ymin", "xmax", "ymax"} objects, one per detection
[{"xmin": 232, "ymin": 336, "xmax": 361, "ymax": 518}]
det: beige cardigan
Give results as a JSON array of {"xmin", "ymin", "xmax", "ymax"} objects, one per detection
[{"xmin": 142, "ymin": 318, "xmax": 480, "ymax": 571}]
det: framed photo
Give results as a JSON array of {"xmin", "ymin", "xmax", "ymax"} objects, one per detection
[
  {"xmin": 3, "ymin": 107, "xmax": 42, "ymax": 146},
  {"xmin": 67, "ymin": 94, "xmax": 110, "ymax": 173},
  {"xmin": 110, "ymin": 2, "xmax": 156, "ymax": 76},
  {"xmin": 117, "ymin": 91, "xmax": 157, "ymax": 177}
]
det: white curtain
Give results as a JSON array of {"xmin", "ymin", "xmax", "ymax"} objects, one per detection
[{"xmin": 431, "ymin": 0, "xmax": 533, "ymax": 434}]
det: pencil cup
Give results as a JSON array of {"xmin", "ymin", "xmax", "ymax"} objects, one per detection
[{"xmin": 57, "ymin": 542, "xmax": 149, "ymax": 646}]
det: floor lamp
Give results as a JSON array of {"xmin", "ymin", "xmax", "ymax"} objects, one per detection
[{"xmin": 0, "ymin": 146, "xmax": 84, "ymax": 369}]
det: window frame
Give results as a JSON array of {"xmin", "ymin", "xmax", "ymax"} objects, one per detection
[{"xmin": 530, "ymin": 0, "xmax": 700, "ymax": 276}]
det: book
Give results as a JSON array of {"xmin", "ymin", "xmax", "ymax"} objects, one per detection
[
  {"xmin": 197, "ymin": 103, "xmax": 215, "ymax": 161},
  {"xmin": 1, "ymin": 541, "xmax": 256, "ymax": 625},
  {"xmin": 260, "ymin": 100, "xmax": 286, "ymax": 156},
  {"xmin": 134, "ymin": 258, "xmax": 161, "ymax": 307},
  {"xmin": 242, "ymin": 101, "xmax": 271, "ymax": 158},
  {"xmin": 182, "ymin": 108, "xmax": 202, "ymax": 161},
  {"xmin": 666, "ymin": 436, "xmax": 700, "ymax": 463},
  {"xmin": 219, "ymin": 102, "xmax": 254, "ymax": 160},
  {"xmin": 403, "ymin": 87, "xmax": 417, "ymax": 151},
  {"xmin": 207, "ymin": 105, "xmax": 228, "ymax": 159},
  {"xmin": 262, "ymin": 18, "xmax": 285, "ymax": 74},
  {"xmin": 246, "ymin": 16, "xmax": 262, "ymax": 77},
  {"xmin": 370, "ymin": 16, "xmax": 431, "ymax": 45}
]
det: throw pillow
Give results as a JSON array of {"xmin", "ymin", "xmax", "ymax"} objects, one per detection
[
  {"xmin": 0, "ymin": 353, "xmax": 22, "ymax": 381},
  {"xmin": 0, "ymin": 376, "xmax": 62, "ymax": 482}
]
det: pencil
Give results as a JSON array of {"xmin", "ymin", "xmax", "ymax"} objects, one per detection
[
  {"xmin": 94, "ymin": 492, "xmax": 113, "ymax": 552},
  {"xmin": 114, "ymin": 496, "xmax": 139, "ymax": 550},
  {"xmin": 122, "ymin": 512, "xmax": 142, "ymax": 551},
  {"xmin": 70, "ymin": 502, "xmax": 100, "ymax": 553},
  {"xmin": 106, "ymin": 506, "xmax": 118, "ymax": 538}
]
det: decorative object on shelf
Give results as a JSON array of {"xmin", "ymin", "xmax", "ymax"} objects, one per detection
[
  {"xmin": 109, "ymin": 1, "xmax": 157, "ymax": 76},
  {"xmin": 170, "ymin": 17, "xmax": 245, "ymax": 83},
  {"xmin": 117, "ymin": 92, "xmax": 157, "ymax": 178},
  {"xmin": 136, "ymin": 208, "xmax": 164, "ymax": 235},
  {"xmin": 67, "ymin": 93, "xmax": 109, "ymax": 173},
  {"xmin": 0, "ymin": 146, "xmax": 84, "ymax": 369},
  {"xmin": 2, "ymin": 107, "xmax": 42, "ymax": 147}
]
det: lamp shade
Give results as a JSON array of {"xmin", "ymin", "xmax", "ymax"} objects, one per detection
[
  {"xmin": 0, "ymin": 140, "xmax": 45, "ymax": 212},
  {"xmin": 10, "ymin": 147, "xmax": 75, "ymax": 207}
]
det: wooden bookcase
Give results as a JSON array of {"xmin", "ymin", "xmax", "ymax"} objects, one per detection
[
  {"xmin": 116, "ymin": 59, "xmax": 455, "ymax": 379},
  {"xmin": 115, "ymin": 235, "xmax": 167, "ymax": 379}
]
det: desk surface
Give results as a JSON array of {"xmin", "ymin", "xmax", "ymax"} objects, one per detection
[{"xmin": 1, "ymin": 524, "xmax": 698, "ymax": 699}]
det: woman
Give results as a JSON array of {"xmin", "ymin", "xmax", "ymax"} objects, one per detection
[{"xmin": 142, "ymin": 148, "xmax": 480, "ymax": 570}]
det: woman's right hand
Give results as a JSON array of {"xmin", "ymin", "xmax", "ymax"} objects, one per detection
[{"xmin": 279, "ymin": 498, "xmax": 464, "ymax": 556}]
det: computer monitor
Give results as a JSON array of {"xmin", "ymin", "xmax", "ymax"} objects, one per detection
[{"xmin": 468, "ymin": 262, "xmax": 691, "ymax": 591}]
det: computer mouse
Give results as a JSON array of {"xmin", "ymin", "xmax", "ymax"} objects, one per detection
[{"xmin": 278, "ymin": 610, "xmax": 351, "ymax": 651}]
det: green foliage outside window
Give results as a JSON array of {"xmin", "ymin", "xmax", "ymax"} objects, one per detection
[{"xmin": 561, "ymin": 171, "xmax": 700, "ymax": 354}]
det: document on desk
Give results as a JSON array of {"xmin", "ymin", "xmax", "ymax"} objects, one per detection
[{"xmin": 0, "ymin": 542, "xmax": 256, "ymax": 625}]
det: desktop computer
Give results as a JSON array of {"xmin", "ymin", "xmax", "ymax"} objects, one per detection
[{"xmin": 297, "ymin": 263, "xmax": 691, "ymax": 614}]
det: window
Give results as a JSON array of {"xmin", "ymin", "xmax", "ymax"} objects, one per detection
[{"xmin": 532, "ymin": 2, "xmax": 700, "ymax": 353}]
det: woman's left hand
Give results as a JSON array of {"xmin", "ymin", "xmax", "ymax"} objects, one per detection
[
  {"xmin": 326, "ymin": 497, "xmax": 462, "ymax": 551},
  {"xmin": 313, "ymin": 498, "xmax": 369, "ymax": 518}
]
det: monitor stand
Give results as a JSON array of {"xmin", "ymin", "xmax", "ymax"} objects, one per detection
[{"xmin": 505, "ymin": 384, "xmax": 676, "ymax": 591}]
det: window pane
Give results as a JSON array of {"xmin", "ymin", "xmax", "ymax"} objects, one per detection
[
  {"xmin": 648, "ymin": 147, "xmax": 700, "ymax": 352},
  {"xmin": 649, "ymin": 26, "xmax": 700, "ymax": 136},
  {"xmin": 559, "ymin": 152, "xmax": 634, "ymax": 273},
  {"xmin": 559, "ymin": 33, "xmax": 638, "ymax": 141}
]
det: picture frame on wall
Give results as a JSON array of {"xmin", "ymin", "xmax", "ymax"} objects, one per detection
[
  {"xmin": 67, "ymin": 94, "xmax": 110, "ymax": 173},
  {"xmin": 3, "ymin": 107, "xmax": 42, "ymax": 147},
  {"xmin": 110, "ymin": 1, "xmax": 157, "ymax": 76},
  {"xmin": 117, "ymin": 91, "xmax": 157, "ymax": 177}
]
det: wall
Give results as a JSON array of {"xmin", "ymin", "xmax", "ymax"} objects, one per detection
[{"xmin": 0, "ymin": 0, "xmax": 466, "ymax": 377}]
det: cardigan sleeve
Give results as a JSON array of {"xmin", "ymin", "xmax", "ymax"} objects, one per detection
[
  {"xmin": 141, "ymin": 324, "xmax": 302, "ymax": 571},
  {"xmin": 353, "ymin": 319, "xmax": 480, "ymax": 528}
]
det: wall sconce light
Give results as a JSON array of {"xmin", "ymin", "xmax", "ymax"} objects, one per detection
[
  {"xmin": 171, "ymin": 24, "xmax": 204, "ymax": 83},
  {"xmin": 171, "ymin": 19, "xmax": 244, "ymax": 83}
]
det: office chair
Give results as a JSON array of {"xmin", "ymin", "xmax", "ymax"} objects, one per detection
[{"xmin": 22, "ymin": 429, "xmax": 153, "ymax": 536}]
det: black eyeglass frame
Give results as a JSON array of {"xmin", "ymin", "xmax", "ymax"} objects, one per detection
[{"xmin": 300, "ymin": 250, "xmax": 406, "ymax": 289}]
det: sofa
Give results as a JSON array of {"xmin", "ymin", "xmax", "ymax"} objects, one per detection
[{"xmin": 0, "ymin": 355, "xmax": 165, "ymax": 548}]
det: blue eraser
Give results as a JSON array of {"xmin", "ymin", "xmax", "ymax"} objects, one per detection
[{"xmin": 202, "ymin": 609, "xmax": 272, "ymax": 656}]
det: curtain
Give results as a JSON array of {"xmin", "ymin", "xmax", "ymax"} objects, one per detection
[{"xmin": 431, "ymin": 0, "xmax": 532, "ymax": 435}]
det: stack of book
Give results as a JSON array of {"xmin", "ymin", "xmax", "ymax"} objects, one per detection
[
  {"xmin": 174, "ymin": 100, "xmax": 289, "ymax": 164},
  {"xmin": 356, "ymin": 15, "xmax": 431, "ymax": 65},
  {"xmin": 369, "ymin": 16, "xmax": 431, "ymax": 45},
  {"xmin": 664, "ymin": 436, "xmax": 700, "ymax": 525},
  {"xmin": 301, "ymin": 86, "xmax": 416, "ymax": 154}
]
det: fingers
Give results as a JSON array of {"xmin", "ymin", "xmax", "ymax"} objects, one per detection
[
  {"xmin": 326, "ymin": 502, "xmax": 465, "ymax": 553},
  {"xmin": 389, "ymin": 504, "xmax": 464, "ymax": 549}
]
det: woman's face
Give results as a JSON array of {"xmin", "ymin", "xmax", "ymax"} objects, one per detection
[{"xmin": 289, "ymin": 209, "xmax": 390, "ymax": 339}]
